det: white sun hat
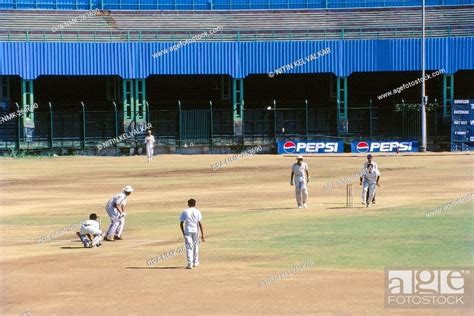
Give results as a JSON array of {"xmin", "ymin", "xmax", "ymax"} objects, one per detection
[
  {"xmin": 296, "ymin": 155, "xmax": 304, "ymax": 160},
  {"xmin": 123, "ymin": 185, "xmax": 134, "ymax": 193}
]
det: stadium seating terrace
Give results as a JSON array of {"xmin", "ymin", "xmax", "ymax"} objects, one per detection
[{"xmin": 0, "ymin": 5, "xmax": 473, "ymax": 42}]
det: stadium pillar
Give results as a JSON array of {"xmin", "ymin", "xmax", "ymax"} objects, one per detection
[
  {"xmin": 232, "ymin": 78, "xmax": 244, "ymax": 137},
  {"xmin": 122, "ymin": 79, "xmax": 147, "ymax": 131},
  {"xmin": 21, "ymin": 79, "xmax": 35, "ymax": 140},
  {"xmin": 442, "ymin": 74, "xmax": 454, "ymax": 119},
  {"xmin": 134, "ymin": 79, "xmax": 147, "ymax": 129},
  {"xmin": 336, "ymin": 76, "xmax": 348, "ymax": 136},
  {"xmin": 123, "ymin": 79, "xmax": 134, "ymax": 130},
  {"xmin": 123, "ymin": 79, "xmax": 147, "ymax": 154}
]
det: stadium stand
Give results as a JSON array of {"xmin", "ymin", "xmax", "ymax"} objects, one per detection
[
  {"xmin": 0, "ymin": 5, "xmax": 473, "ymax": 42},
  {"xmin": 0, "ymin": 0, "xmax": 473, "ymax": 152}
]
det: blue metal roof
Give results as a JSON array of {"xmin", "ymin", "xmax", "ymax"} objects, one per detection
[
  {"xmin": 0, "ymin": 0, "xmax": 472, "ymax": 10},
  {"xmin": 0, "ymin": 38, "xmax": 472, "ymax": 79}
]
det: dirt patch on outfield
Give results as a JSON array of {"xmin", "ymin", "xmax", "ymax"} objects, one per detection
[
  {"xmin": 0, "ymin": 254, "xmax": 456, "ymax": 316},
  {"xmin": 1, "ymin": 255, "xmax": 470, "ymax": 315}
]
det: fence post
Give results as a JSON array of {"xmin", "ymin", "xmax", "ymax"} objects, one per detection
[
  {"xmin": 401, "ymin": 100, "xmax": 405, "ymax": 137},
  {"xmin": 146, "ymin": 100, "xmax": 150, "ymax": 125},
  {"xmin": 48, "ymin": 102, "xmax": 53, "ymax": 151},
  {"xmin": 15, "ymin": 103, "xmax": 21, "ymax": 151},
  {"xmin": 434, "ymin": 98, "xmax": 438, "ymax": 140},
  {"xmin": 305, "ymin": 99, "xmax": 309, "ymax": 139},
  {"xmin": 209, "ymin": 101, "xmax": 213, "ymax": 153},
  {"xmin": 113, "ymin": 101, "xmax": 118, "ymax": 156},
  {"xmin": 81, "ymin": 102, "xmax": 86, "ymax": 151},
  {"xmin": 241, "ymin": 100, "xmax": 245, "ymax": 139},
  {"xmin": 273, "ymin": 100, "xmax": 277, "ymax": 143},
  {"xmin": 369, "ymin": 99, "xmax": 373, "ymax": 138},
  {"xmin": 177, "ymin": 100, "xmax": 182, "ymax": 148}
]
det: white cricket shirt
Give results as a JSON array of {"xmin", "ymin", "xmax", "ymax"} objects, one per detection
[
  {"xmin": 179, "ymin": 207, "xmax": 203, "ymax": 234},
  {"xmin": 363, "ymin": 169, "xmax": 381, "ymax": 184},
  {"xmin": 292, "ymin": 162, "xmax": 309, "ymax": 180},
  {"xmin": 106, "ymin": 192, "xmax": 127, "ymax": 217}
]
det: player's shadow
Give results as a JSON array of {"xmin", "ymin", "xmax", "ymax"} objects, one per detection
[
  {"xmin": 60, "ymin": 246, "xmax": 85, "ymax": 249},
  {"xmin": 126, "ymin": 267, "xmax": 182, "ymax": 270},
  {"xmin": 248, "ymin": 207, "xmax": 294, "ymax": 211},
  {"xmin": 327, "ymin": 207, "xmax": 358, "ymax": 209}
]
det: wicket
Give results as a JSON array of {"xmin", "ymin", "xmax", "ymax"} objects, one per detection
[{"xmin": 346, "ymin": 184, "xmax": 353, "ymax": 207}]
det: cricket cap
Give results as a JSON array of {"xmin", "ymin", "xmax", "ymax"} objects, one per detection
[{"xmin": 123, "ymin": 185, "xmax": 134, "ymax": 193}]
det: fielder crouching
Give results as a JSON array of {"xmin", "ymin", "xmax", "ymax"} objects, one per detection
[
  {"xmin": 104, "ymin": 185, "xmax": 133, "ymax": 241},
  {"xmin": 77, "ymin": 213, "xmax": 103, "ymax": 248}
]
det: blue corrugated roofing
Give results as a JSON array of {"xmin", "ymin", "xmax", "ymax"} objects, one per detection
[
  {"xmin": 0, "ymin": 0, "xmax": 472, "ymax": 10},
  {"xmin": 0, "ymin": 38, "xmax": 472, "ymax": 79}
]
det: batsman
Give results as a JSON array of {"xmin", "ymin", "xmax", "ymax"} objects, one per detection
[
  {"xmin": 360, "ymin": 164, "xmax": 380, "ymax": 208},
  {"xmin": 104, "ymin": 185, "xmax": 133, "ymax": 241}
]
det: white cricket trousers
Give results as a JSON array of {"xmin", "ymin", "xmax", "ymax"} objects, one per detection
[
  {"xmin": 79, "ymin": 225, "xmax": 103, "ymax": 246},
  {"xmin": 184, "ymin": 232, "xmax": 200, "ymax": 265},
  {"xmin": 146, "ymin": 145, "xmax": 153, "ymax": 160},
  {"xmin": 361, "ymin": 181, "xmax": 376, "ymax": 204},
  {"xmin": 106, "ymin": 216, "xmax": 125, "ymax": 239},
  {"xmin": 294, "ymin": 177, "xmax": 308, "ymax": 206}
]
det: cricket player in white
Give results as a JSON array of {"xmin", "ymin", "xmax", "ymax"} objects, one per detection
[
  {"xmin": 144, "ymin": 129, "xmax": 155, "ymax": 163},
  {"xmin": 360, "ymin": 164, "xmax": 381, "ymax": 208},
  {"xmin": 104, "ymin": 185, "xmax": 133, "ymax": 241},
  {"xmin": 290, "ymin": 155, "xmax": 310, "ymax": 209},
  {"xmin": 77, "ymin": 213, "xmax": 103, "ymax": 247},
  {"xmin": 362, "ymin": 153, "xmax": 378, "ymax": 171},
  {"xmin": 179, "ymin": 199, "xmax": 205, "ymax": 269},
  {"xmin": 360, "ymin": 154, "xmax": 378, "ymax": 204}
]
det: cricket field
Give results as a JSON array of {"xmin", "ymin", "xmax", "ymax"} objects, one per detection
[{"xmin": 0, "ymin": 153, "xmax": 472, "ymax": 315}]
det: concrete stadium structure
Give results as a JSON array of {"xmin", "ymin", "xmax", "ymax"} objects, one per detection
[{"xmin": 0, "ymin": 0, "xmax": 473, "ymax": 154}]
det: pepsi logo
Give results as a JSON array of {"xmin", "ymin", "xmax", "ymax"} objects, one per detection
[
  {"xmin": 283, "ymin": 141, "xmax": 297, "ymax": 153},
  {"xmin": 356, "ymin": 141, "xmax": 369, "ymax": 153}
]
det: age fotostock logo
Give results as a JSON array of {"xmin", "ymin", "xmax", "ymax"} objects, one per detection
[{"xmin": 385, "ymin": 268, "xmax": 474, "ymax": 308}]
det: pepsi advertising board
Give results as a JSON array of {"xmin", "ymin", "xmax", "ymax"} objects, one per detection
[
  {"xmin": 451, "ymin": 99, "xmax": 474, "ymax": 151},
  {"xmin": 351, "ymin": 140, "xmax": 419, "ymax": 153},
  {"xmin": 277, "ymin": 140, "xmax": 344, "ymax": 154}
]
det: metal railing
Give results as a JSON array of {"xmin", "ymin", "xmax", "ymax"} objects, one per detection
[
  {"xmin": 0, "ymin": 100, "xmax": 450, "ymax": 152},
  {"xmin": 1, "ymin": 25, "xmax": 472, "ymax": 42}
]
